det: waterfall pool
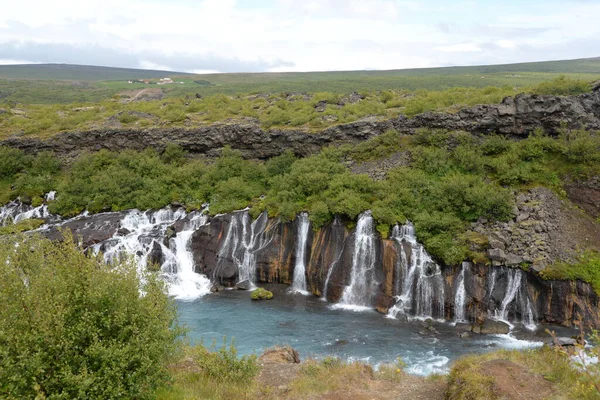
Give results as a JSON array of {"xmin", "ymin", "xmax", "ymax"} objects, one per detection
[{"xmin": 176, "ymin": 284, "xmax": 565, "ymax": 376}]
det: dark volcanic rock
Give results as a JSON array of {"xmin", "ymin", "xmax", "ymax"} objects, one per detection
[
  {"xmin": 4, "ymin": 91, "xmax": 599, "ymax": 160},
  {"xmin": 42, "ymin": 212, "xmax": 124, "ymax": 247}
]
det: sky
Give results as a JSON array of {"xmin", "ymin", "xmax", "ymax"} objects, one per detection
[{"xmin": 0, "ymin": 0, "xmax": 599, "ymax": 73}]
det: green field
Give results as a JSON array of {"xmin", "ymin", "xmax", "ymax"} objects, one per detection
[{"xmin": 0, "ymin": 57, "xmax": 599, "ymax": 104}]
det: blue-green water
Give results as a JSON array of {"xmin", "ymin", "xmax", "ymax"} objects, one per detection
[{"xmin": 176, "ymin": 285, "xmax": 558, "ymax": 375}]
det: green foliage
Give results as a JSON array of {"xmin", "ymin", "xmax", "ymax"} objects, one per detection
[
  {"xmin": 191, "ymin": 340, "xmax": 259, "ymax": 384},
  {"xmin": 540, "ymin": 251, "xmax": 600, "ymax": 294},
  {"xmin": 345, "ymin": 129, "xmax": 402, "ymax": 162},
  {"xmin": 2, "ymin": 72, "xmax": 598, "ymax": 140},
  {"xmin": 0, "ymin": 218, "xmax": 44, "ymax": 235},
  {"xmin": 533, "ymin": 75, "xmax": 591, "ymax": 95},
  {"xmin": 0, "ymin": 146, "xmax": 31, "ymax": 178},
  {"xmin": 0, "ymin": 234, "xmax": 182, "ymax": 399},
  {"xmin": 251, "ymin": 287, "xmax": 274, "ymax": 300},
  {"xmin": 1, "ymin": 122, "xmax": 598, "ymax": 266}
]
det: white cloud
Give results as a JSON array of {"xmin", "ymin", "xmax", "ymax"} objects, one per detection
[
  {"xmin": 0, "ymin": 0, "xmax": 598, "ymax": 72},
  {"xmin": 438, "ymin": 43, "xmax": 481, "ymax": 53}
]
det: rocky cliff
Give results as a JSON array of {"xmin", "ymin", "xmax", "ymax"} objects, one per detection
[
  {"xmin": 185, "ymin": 210, "xmax": 599, "ymax": 329},
  {"xmin": 2, "ymin": 88, "xmax": 599, "ymax": 160},
  {"xmin": 2, "ymin": 198, "xmax": 598, "ymax": 329}
]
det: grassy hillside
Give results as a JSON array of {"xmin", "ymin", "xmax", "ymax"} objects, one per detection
[
  {"xmin": 0, "ymin": 57, "xmax": 598, "ymax": 104},
  {"xmin": 0, "ymin": 76, "xmax": 592, "ymax": 139},
  {"xmin": 0, "ymin": 64, "xmax": 187, "ymax": 81}
]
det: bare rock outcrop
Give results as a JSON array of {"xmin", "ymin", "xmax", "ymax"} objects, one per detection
[{"xmin": 2, "ymin": 89, "xmax": 599, "ymax": 160}]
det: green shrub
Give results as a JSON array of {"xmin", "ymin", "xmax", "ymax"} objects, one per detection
[
  {"xmin": 540, "ymin": 251, "xmax": 600, "ymax": 294},
  {"xmin": 192, "ymin": 340, "xmax": 258, "ymax": 384},
  {"xmin": 0, "ymin": 146, "xmax": 31, "ymax": 178},
  {"xmin": 0, "ymin": 234, "xmax": 182, "ymax": 399},
  {"xmin": 533, "ymin": 75, "xmax": 590, "ymax": 96}
]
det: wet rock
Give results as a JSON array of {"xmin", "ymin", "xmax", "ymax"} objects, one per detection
[
  {"xmin": 166, "ymin": 226, "xmax": 176, "ymax": 240},
  {"xmin": 236, "ymin": 280, "xmax": 253, "ymax": 290},
  {"xmin": 42, "ymin": 211, "xmax": 124, "ymax": 247},
  {"xmin": 116, "ymin": 227, "xmax": 131, "ymax": 236},
  {"xmin": 474, "ymin": 320, "xmax": 511, "ymax": 335},
  {"xmin": 210, "ymin": 284, "xmax": 226, "ymax": 293},
  {"xmin": 458, "ymin": 332, "xmax": 470, "ymax": 339},
  {"xmin": 147, "ymin": 240, "xmax": 165, "ymax": 268}
]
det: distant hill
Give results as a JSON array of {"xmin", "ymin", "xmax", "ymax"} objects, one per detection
[
  {"xmin": 0, "ymin": 57, "xmax": 598, "ymax": 104},
  {"xmin": 0, "ymin": 64, "xmax": 187, "ymax": 81}
]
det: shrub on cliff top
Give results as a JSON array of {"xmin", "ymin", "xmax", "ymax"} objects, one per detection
[{"xmin": 0, "ymin": 234, "xmax": 182, "ymax": 399}]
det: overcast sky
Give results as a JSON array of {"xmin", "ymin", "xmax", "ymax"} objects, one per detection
[{"xmin": 1, "ymin": 0, "xmax": 599, "ymax": 73}]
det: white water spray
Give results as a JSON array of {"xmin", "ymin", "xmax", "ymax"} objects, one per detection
[
  {"xmin": 454, "ymin": 263, "xmax": 468, "ymax": 323},
  {"xmin": 335, "ymin": 211, "xmax": 377, "ymax": 310},
  {"xmin": 387, "ymin": 222, "xmax": 445, "ymax": 320},
  {"xmin": 290, "ymin": 212, "xmax": 310, "ymax": 295}
]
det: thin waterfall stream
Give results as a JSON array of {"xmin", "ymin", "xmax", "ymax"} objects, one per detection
[
  {"xmin": 387, "ymin": 222, "xmax": 445, "ymax": 320},
  {"xmin": 334, "ymin": 211, "xmax": 377, "ymax": 310},
  {"xmin": 290, "ymin": 212, "xmax": 310, "ymax": 295}
]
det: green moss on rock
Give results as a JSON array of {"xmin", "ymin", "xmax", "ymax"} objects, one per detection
[{"xmin": 251, "ymin": 288, "xmax": 274, "ymax": 301}]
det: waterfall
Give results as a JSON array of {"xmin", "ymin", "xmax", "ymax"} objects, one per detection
[
  {"xmin": 387, "ymin": 222, "xmax": 445, "ymax": 320},
  {"xmin": 165, "ymin": 212, "xmax": 212, "ymax": 300},
  {"xmin": 95, "ymin": 206, "xmax": 212, "ymax": 300},
  {"xmin": 493, "ymin": 268, "xmax": 537, "ymax": 330},
  {"xmin": 496, "ymin": 268, "xmax": 522, "ymax": 321},
  {"xmin": 335, "ymin": 211, "xmax": 377, "ymax": 310},
  {"xmin": 290, "ymin": 212, "xmax": 310, "ymax": 295},
  {"xmin": 215, "ymin": 211, "xmax": 273, "ymax": 286},
  {"xmin": 0, "ymin": 199, "xmax": 53, "ymax": 226},
  {"xmin": 454, "ymin": 263, "xmax": 468, "ymax": 323}
]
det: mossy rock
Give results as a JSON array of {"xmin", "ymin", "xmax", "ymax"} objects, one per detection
[{"xmin": 251, "ymin": 288, "xmax": 274, "ymax": 301}]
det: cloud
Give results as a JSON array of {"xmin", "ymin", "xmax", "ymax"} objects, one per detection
[
  {"xmin": 0, "ymin": 41, "xmax": 295, "ymax": 72},
  {"xmin": 0, "ymin": 0, "xmax": 599, "ymax": 72}
]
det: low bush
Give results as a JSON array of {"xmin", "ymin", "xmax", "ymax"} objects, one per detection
[
  {"xmin": 0, "ymin": 234, "xmax": 182, "ymax": 399},
  {"xmin": 540, "ymin": 251, "xmax": 600, "ymax": 294}
]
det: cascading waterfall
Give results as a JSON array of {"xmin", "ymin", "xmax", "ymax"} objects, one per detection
[
  {"xmin": 387, "ymin": 222, "xmax": 445, "ymax": 320},
  {"xmin": 335, "ymin": 211, "xmax": 377, "ymax": 309},
  {"xmin": 290, "ymin": 212, "xmax": 310, "ymax": 295},
  {"xmin": 493, "ymin": 268, "xmax": 536, "ymax": 330},
  {"xmin": 164, "ymin": 212, "xmax": 212, "ymax": 300},
  {"xmin": 95, "ymin": 207, "xmax": 212, "ymax": 300},
  {"xmin": 453, "ymin": 263, "xmax": 468, "ymax": 323},
  {"xmin": 215, "ymin": 211, "xmax": 273, "ymax": 286},
  {"xmin": 0, "ymin": 196, "xmax": 55, "ymax": 226}
]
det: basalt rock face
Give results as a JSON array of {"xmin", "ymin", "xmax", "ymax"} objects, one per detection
[
  {"xmin": 3, "ymin": 90, "xmax": 599, "ymax": 159},
  {"xmin": 42, "ymin": 211, "xmax": 125, "ymax": 247},
  {"xmin": 187, "ymin": 211, "xmax": 599, "ymax": 328},
  {"xmin": 451, "ymin": 263, "xmax": 600, "ymax": 329},
  {"xmin": 190, "ymin": 211, "xmax": 297, "ymax": 286},
  {"xmin": 3, "ymin": 198, "xmax": 598, "ymax": 328}
]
